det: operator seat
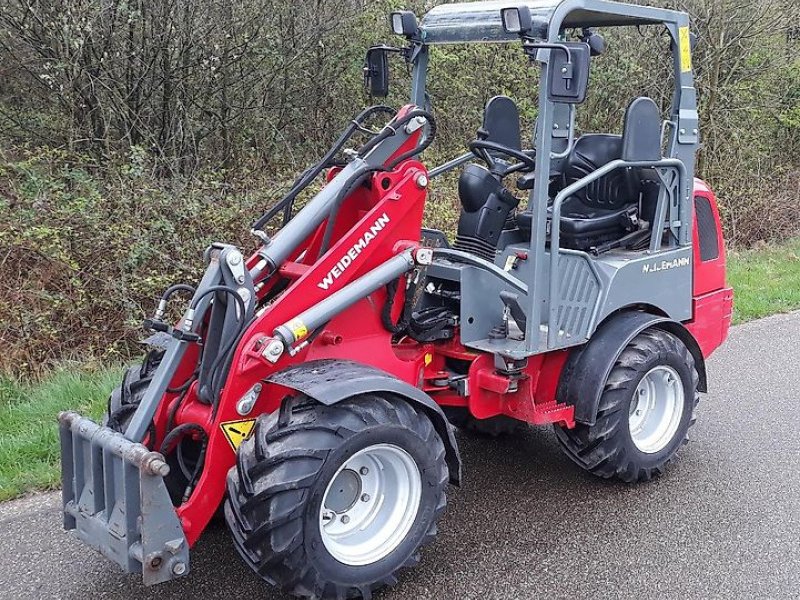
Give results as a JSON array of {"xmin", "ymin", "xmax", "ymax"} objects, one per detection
[{"xmin": 517, "ymin": 97, "xmax": 662, "ymax": 251}]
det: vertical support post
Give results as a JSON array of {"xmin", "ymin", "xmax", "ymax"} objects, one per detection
[
  {"xmin": 665, "ymin": 18, "xmax": 698, "ymax": 248},
  {"xmin": 60, "ymin": 423, "xmax": 76, "ymax": 529},
  {"xmin": 410, "ymin": 45, "xmax": 429, "ymax": 109},
  {"xmin": 525, "ymin": 49, "xmax": 556, "ymax": 354}
]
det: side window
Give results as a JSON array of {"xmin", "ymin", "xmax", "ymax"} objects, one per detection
[{"xmin": 694, "ymin": 195, "xmax": 719, "ymax": 261}]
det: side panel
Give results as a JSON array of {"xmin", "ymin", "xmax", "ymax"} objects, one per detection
[
  {"xmin": 686, "ymin": 179, "xmax": 733, "ymax": 358},
  {"xmin": 692, "ymin": 180, "xmax": 727, "ymax": 296},
  {"xmin": 685, "ymin": 289, "xmax": 734, "ymax": 359},
  {"xmin": 596, "ymin": 247, "xmax": 694, "ymax": 324}
]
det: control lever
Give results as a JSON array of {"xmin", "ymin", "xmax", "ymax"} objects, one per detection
[{"xmin": 499, "ymin": 291, "xmax": 527, "ymax": 331}]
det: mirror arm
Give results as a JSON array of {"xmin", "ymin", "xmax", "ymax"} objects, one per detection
[{"xmin": 520, "ymin": 41, "xmax": 574, "ymax": 82}]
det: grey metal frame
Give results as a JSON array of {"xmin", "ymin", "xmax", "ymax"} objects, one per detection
[{"xmin": 413, "ymin": 0, "xmax": 699, "ymax": 356}]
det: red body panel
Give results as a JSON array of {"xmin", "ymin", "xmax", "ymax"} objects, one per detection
[{"xmin": 686, "ymin": 179, "xmax": 734, "ymax": 358}]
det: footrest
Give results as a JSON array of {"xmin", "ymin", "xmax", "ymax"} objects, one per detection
[{"xmin": 58, "ymin": 411, "xmax": 190, "ymax": 585}]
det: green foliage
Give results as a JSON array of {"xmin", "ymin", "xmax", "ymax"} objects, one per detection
[
  {"xmin": 0, "ymin": 144, "xmax": 314, "ymax": 371},
  {"xmin": 1, "ymin": 0, "xmax": 800, "ymax": 369}
]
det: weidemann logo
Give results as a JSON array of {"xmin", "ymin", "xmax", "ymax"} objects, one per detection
[
  {"xmin": 318, "ymin": 212, "xmax": 391, "ymax": 290},
  {"xmin": 642, "ymin": 256, "xmax": 691, "ymax": 274}
]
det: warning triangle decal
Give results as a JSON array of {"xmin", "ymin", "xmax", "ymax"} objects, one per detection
[{"xmin": 220, "ymin": 419, "xmax": 256, "ymax": 451}]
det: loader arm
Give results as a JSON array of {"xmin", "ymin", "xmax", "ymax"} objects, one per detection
[{"xmin": 59, "ymin": 105, "xmax": 437, "ymax": 578}]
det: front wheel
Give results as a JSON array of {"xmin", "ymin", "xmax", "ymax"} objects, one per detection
[
  {"xmin": 225, "ymin": 394, "xmax": 449, "ymax": 599},
  {"xmin": 554, "ymin": 329, "xmax": 699, "ymax": 483}
]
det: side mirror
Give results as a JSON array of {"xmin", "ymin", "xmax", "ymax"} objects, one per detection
[
  {"xmin": 364, "ymin": 47, "xmax": 390, "ymax": 98},
  {"xmin": 547, "ymin": 42, "xmax": 591, "ymax": 104}
]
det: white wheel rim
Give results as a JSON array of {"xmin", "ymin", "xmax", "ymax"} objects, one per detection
[
  {"xmin": 628, "ymin": 366, "xmax": 685, "ymax": 454},
  {"xmin": 319, "ymin": 443, "xmax": 422, "ymax": 566}
]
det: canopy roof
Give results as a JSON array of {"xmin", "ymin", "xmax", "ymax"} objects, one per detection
[{"xmin": 418, "ymin": 0, "xmax": 682, "ymax": 45}]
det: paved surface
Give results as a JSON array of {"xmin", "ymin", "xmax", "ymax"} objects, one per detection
[{"xmin": 1, "ymin": 313, "xmax": 799, "ymax": 599}]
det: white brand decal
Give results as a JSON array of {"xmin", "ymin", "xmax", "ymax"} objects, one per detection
[
  {"xmin": 318, "ymin": 213, "xmax": 391, "ymax": 290},
  {"xmin": 642, "ymin": 256, "xmax": 691, "ymax": 274}
]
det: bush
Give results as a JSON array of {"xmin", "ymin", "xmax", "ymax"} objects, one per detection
[{"xmin": 1, "ymin": 0, "xmax": 800, "ymax": 370}]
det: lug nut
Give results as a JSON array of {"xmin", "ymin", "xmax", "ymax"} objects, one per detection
[
  {"xmin": 361, "ymin": 493, "xmax": 370, "ymax": 502},
  {"xmin": 359, "ymin": 466, "xmax": 369, "ymax": 476},
  {"xmin": 341, "ymin": 515, "xmax": 350, "ymax": 524}
]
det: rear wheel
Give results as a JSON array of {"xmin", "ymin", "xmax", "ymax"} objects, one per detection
[
  {"xmin": 554, "ymin": 329, "xmax": 699, "ymax": 483},
  {"xmin": 225, "ymin": 394, "xmax": 449, "ymax": 599}
]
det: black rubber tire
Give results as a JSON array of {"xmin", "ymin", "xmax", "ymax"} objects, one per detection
[
  {"xmin": 554, "ymin": 329, "xmax": 699, "ymax": 483},
  {"xmin": 225, "ymin": 394, "xmax": 449, "ymax": 599},
  {"xmin": 444, "ymin": 407, "xmax": 526, "ymax": 437},
  {"xmin": 103, "ymin": 349, "xmax": 163, "ymax": 430}
]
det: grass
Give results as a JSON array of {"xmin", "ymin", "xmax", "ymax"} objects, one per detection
[
  {"xmin": 1, "ymin": 240, "xmax": 799, "ymax": 501},
  {"xmin": 0, "ymin": 367, "xmax": 121, "ymax": 501},
  {"xmin": 727, "ymin": 239, "xmax": 800, "ymax": 324}
]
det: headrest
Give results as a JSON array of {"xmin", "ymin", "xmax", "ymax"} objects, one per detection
[
  {"xmin": 482, "ymin": 96, "xmax": 522, "ymax": 152},
  {"xmin": 622, "ymin": 97, "xmax": 662, "ymax": 162}
]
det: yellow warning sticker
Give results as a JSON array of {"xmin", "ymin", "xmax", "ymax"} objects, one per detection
[
  {"xmin": 424, "ymin": 352, "xmax": 433, "ymax": 366},
  {"xmin": 679, "ymin": 26, "xmax": 692, "ymax": 73},
  {"xmin": 220, "ymin": 419, "xmax": 256, "ymax": 451},
  {"xmin": 288, "ymin": 318, "xmax": 308, "ymax": 340}
]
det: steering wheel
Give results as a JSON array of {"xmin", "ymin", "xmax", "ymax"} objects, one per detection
[{"xmin": 468, "ymin": 140, "xmax": 537, "ymax": 176}]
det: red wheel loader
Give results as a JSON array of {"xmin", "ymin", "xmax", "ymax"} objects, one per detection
[{"xmin": 58, "ymin": 1, "xmax": 733, "ymax": 597}]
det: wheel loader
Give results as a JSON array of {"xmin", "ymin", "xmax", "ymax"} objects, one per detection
[{"xmin": 58, "ymin": 1, "xmax": 734, "ymax": 597}]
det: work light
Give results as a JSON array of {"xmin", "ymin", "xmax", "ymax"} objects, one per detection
[
  {"xmin": 501, "ymin": 6, "xmax": 533, "ymax": 35},
  {"xmin": 390, "ymin": 10, "xmax": 418, "ymax": 37}
]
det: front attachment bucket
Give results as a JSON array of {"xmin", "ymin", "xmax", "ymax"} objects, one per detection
[{"xmin": 58, "ymin": 411, "xmax": 189, "ymax": 585}]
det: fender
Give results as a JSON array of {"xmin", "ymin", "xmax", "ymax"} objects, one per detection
[
  {"xmin": 559, "ymin": 311, "xmax": 708, "ymax": 426},
  {"xmin": 267, "ymin": 359, "xmax": 462, "ymax": 485}
]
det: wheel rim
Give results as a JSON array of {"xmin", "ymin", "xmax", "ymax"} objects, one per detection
[
  {"xmin": 319, "ymin": 443, "xmax": 422, "ymax": 566},
  {"xmin": 628, "ymin": 366, "xmax": 685, "ymax": 454}
]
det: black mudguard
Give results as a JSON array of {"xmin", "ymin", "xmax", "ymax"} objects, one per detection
[
  {"xmin": 559, "ymin": 311, "xmax": 708, "ymax": 426},
  {"xmin": 267, "ymin": 359, "xmax": 462, "ymax": 485}
]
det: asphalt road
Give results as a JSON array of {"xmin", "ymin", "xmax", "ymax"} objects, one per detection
[{"xmin": 1, "ymin": 313, "xmax": 799, "ymax": 600}]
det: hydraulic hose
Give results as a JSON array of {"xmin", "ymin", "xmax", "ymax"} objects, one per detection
[
  {"xmin": 318, "ymin": 110, "xmax": 438, "ymax": 257},
  {"xmin": 251, "ymin": 105, "xmax": 395, "ymax": 232},
  {"xmin": 317, "ymin": 165, "xmax": 388, "ymax": 257},
  {"xmin": 187, "ymin": 285, "xmax": 248, "ymax": 405}
]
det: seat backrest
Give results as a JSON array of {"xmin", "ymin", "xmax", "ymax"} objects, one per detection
[
  {"xmin": 558, "ymin": 133, "xmax": 633, "ymax": 210},
  {"xmin": 481, "ymin": 96, "xmax": 522, "ymax": 152},
  {"xmin": 622, "ymin": 97, "xmax": 662, "ymax": 162},
  {"xmin": 556, "ymin": 97, "xmax": 662, "ymax": 210}
]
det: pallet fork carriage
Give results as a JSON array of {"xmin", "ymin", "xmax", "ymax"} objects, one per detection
[{"xmin": 59, "ymin": 1, "xmax": 732, "ymax": 597}]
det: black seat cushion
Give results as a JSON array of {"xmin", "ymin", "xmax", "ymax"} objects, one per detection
[
  {"xmin": 517, "ymin": 197, "xmax": 635, "ymax": 250},
  {"xmin": 555, "ymin": 133, "xmax": 639, "ymax": 210},
  {"xmin": 516, "ymin": 133, "xmax": 640, "ymax": 250},
  {"xmin": 549, "ymin": 197, "xmax": 634, "ymax": 236}
]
